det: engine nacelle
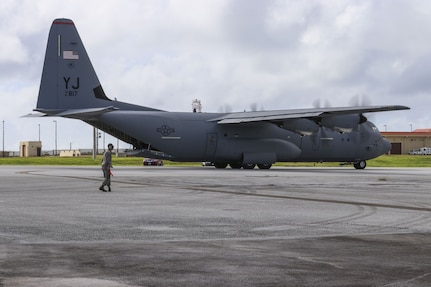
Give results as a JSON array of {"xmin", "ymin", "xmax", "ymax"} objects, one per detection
[
  {"xmin": 320, "ymin": 114, "xmax": 363, "ymax": 133},
  {"xmin": 283, "ymin": 119, "xmax": 320, "ymax": 136}
]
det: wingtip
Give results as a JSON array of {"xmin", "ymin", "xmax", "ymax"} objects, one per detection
[{"xmin": 394, "ymin": 105, "xmax": 410, "ymax": 110}]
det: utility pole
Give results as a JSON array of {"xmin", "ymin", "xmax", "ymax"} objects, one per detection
[
  {"xmin": 116, "ymin": 138, "xmax": 119, "ymax": 157},
  {"xmin": 53, "ymin": 120, "xmax": 57, "ymax": 156},
  {"xmin": 93, "ymin": 127, "xmax": 97, "ymax": 160},
  {"xmin": 2, "ymin": 120, "xmax": 4, "ymax": 157}
]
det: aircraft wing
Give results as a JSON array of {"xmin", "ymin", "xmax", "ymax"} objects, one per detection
[{"xmin": 210, "ymin": 105, "xmax": 410, "ymax": 124}]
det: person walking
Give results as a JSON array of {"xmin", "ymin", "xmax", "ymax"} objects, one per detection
[{"xmin": 100, "ymin": 143, "xmax": 114, "ymax": 192}]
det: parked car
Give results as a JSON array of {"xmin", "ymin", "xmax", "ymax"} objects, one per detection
[
  {"xmin": 143, "ymin": 158, "xmax": 164, "ymax": 166},
  {"xmin": 408, "ymin": 147, "xmax": 431, "ymax": 155}
]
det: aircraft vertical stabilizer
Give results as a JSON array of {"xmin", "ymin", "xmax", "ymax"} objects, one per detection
[
  {"xmin": 37, "ymin": 18, "xmax": 110, "ymax": 112},
  {"xmin": 36, "ymin": 18, "xmax": 160, "ymax": 115}
]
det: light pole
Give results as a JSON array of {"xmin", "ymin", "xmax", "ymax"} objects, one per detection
[
  {"xmin": 2, "ymin": 120, "xmax": 4, "ymax": 157},
  {"xmin": 38, "ymin": 124, "xmax": 41, "ymax": 141},
  {"xmin": 410, "ymin": 124, "xmax": 413, "ymax": 132},
  {"xmin": 98, "ymin": 131, "xmax": 101, "ymax": 154},
  {"xmin": 116, "ymin": 138, "xmax": 119, "ymax": 157},
  {"xmin": 53, "ymin": 120, "xmax": 57, "ymax": 156},
  {"xmin": 93, "ymin": 127, "xmax": 97, "ymax": 160},
  {"xmin": 384, "ymin": 125, "xmax": 387, "ymax": 132}
]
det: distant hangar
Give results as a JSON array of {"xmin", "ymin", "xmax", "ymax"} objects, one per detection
[{"xmin": 382, "ymin": 129, "xmax": 431, "ymax": 155}]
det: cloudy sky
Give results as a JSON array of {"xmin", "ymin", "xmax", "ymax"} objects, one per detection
[{"xmin": 1, "ymin": 0, "xmax": 429, "ymax": 152}]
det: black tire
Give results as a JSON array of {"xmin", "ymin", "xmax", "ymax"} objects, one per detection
[
  {"xmin": 353, "ymin": 160, "xmax": 366, "ymax": 169},
  {"xmin": 214, "ymin": 162, "xmax": 228, "ymax": 169},
  {"xmin": 257, "ymin": 163, "xmax": 272, "ymax": 169},
  {"xmin": 243, "ymin": 163, "xmax": 256, "ymax": 169},
  {"xmin": 229, "ymin": 163, "xmax": 242, "ymax": 169}
]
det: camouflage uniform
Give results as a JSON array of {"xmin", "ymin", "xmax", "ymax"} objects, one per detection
[{"xmin": 100, "ymin": 144, "xmax": 113, "ymax": 192}]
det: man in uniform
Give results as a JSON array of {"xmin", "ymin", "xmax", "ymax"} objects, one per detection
[{"xmin": 100, "ymin": 143, "xmax": 114, "ymax": 192}]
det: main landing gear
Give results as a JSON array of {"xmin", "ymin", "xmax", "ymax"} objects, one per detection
[
  {"xmin": 214, "ymin": 162, "xmax": 272, "ymax": 170},
  {"xmin": 213, "ymin": 161, "xmax": 367, "ymax": 170}
]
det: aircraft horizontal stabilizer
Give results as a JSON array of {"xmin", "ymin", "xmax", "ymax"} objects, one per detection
[
  {"xmin": 21, "ymin": 112, "xmax": 48, "ymax": 118},
  {"xmin": 31, "ymin": 106, "xmax": 118, "ymax": 119}
]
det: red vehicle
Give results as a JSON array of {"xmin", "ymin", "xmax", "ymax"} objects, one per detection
[{"xmin": 143, "ymin": 158, "xmax": 164, "ymax": 166}]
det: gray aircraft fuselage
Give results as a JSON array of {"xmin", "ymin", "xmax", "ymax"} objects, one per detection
[{"xmin": 91, "ymin": 110, "xmax": 389, "ymax": 164}]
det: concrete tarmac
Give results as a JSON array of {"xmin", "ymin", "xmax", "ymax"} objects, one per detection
[{"xmin": 1, "ymin": 165, "xmax": 431, "ymax": 286}]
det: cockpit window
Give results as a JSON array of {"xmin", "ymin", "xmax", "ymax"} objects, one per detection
[{"xmin": 366, "ymin": 122, "xmax": 379, "ymax": 133}]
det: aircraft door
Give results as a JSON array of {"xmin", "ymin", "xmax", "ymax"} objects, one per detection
[{"xmin": 204, "ymin": 133, "xmax": 217, "ymax": 159}]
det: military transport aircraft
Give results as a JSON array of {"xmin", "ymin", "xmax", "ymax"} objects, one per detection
[{"xmin": 32, "ymin": 18, "xmax": 409, "ymax": 169}]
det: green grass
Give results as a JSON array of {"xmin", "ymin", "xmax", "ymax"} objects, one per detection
[
  {"xmin": 0, "ymin": 155, "xmax": 430, "ymax": 167},
  {"xmin": 367, "ymin": 155, "xmax": 431, "ymax": 167},
  {"xmin": 0, "ymin": 155, "xmax": 143, "ymax": 166}
]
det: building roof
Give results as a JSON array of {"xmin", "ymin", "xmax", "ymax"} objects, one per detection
[
  {"xmin": 413, "ymin": 129, "xmax": 431, "ymax": 133},
  {"xmin": 381, "ymin": 130, "xmax": 431, "ymax": 136}
]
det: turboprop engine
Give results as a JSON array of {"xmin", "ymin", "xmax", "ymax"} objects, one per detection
[
  {"xmin": 283, "ymin": 114, "xmax": 367, "ymax": 135},
  {"xmin": 282, "ymin": 119, "xmax": 320, "ymax": 136},
  {"xmin": 320, "ymin": 114, "xmax": 366, "ymax": 133}
]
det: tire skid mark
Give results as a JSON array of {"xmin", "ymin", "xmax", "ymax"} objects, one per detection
[{"xmin": 19, "ymin": 170, "xmax": 431, "ymax": 212}]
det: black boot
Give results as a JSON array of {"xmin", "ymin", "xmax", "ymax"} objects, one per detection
[
  {"xmin": 99, "ymin": 185, "xmax": 106, "ymax": 192},
  {"xmin": 108, "ymin": 185, "xmax": 111, "ymax": 192}
]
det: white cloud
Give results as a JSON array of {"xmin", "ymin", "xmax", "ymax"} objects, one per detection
[{"xmin": 0, "ymin": 34, "xmax": 29, "ymax": 64}]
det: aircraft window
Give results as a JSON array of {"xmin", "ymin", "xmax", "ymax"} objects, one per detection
[{"xmin": 367, "ymin": 122, "xmax": 379, "ymax": 133}]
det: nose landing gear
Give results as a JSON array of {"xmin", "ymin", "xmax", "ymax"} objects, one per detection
[{"xmin": 353, "ymin": 160, "xmax": 367, "ymax": 169}]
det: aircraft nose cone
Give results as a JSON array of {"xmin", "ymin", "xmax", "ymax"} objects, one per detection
[{"xmin": 382, "ymin": 138, "xmax": 391, "ymax": 154}]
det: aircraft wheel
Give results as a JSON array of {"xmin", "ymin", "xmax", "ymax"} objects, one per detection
[
  {"xmin": 229, "ymin": 163, "xmax": 242, "ymax": 169},
  {"xmin": 353, "ymin": 160, "xmax": 366, "ymax": 169},
  {"xmin": 243, "ymin": 163, "xmax": 256, "ymax": 169},
  {"xmin": 214, "ymin": 162, "xmax": 228, "ymax": 169},
  {"xmin": 257, "ymin": 163, "xmax": 272, "ymax": 169}
]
